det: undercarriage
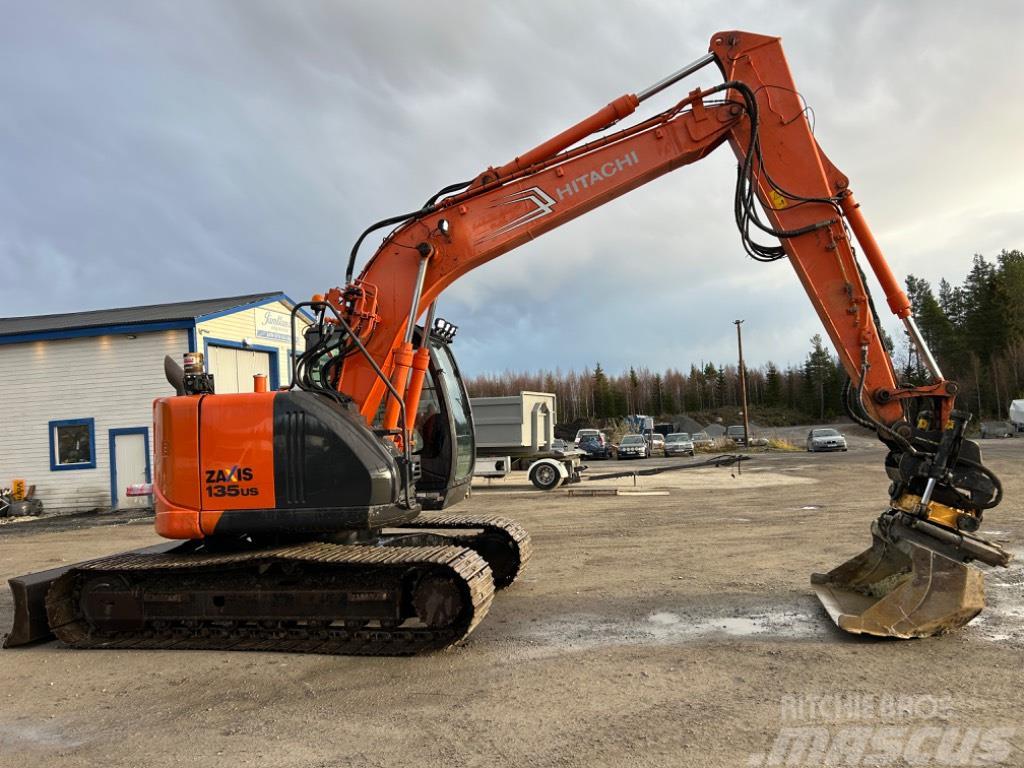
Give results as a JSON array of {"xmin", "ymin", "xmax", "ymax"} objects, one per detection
[{"xmin": 11, "ymin": 514, "xmax": 530, "ymax": 656}]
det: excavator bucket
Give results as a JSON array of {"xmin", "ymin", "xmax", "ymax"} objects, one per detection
[{"xmin": 811, "ymin": 524, "xmax": 985, "ymax": 639}]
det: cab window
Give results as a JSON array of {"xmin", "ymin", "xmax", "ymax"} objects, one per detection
[{"xmin": 430, "ymin": 339, "xmax": 474, "ymax": 481}]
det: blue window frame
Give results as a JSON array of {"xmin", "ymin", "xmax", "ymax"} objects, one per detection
[
  {"xmin": 48, "ymin": 418, "xmax": 97, "ymax": 471},
  {"xmin": 108, "ymin": 427, "xmax": 152, "ymax": 507}
]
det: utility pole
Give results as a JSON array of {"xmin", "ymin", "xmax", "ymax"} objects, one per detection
[{"xmin": 735, "ymin": 320, "xmax": 750, "ymax": 447}]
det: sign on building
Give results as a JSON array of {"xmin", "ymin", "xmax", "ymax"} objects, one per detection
[{"xmin": 255, "ymin": 309, "xmax": 292, "ymax": 343}]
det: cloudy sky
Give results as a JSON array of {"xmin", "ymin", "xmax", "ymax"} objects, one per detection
[{"xmin": 3, "ymin": 2, "xmax": 1022, "ymax": 376}]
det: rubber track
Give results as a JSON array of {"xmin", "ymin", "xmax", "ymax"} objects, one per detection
[
  {"xmin": 396, "ymin": 513, "xmax": 532, "ymax": 588},
  {"xmin": 45, "ymin": 543, "xmax": 494, "ymax": 656}
]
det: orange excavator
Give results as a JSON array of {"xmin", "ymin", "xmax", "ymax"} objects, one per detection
[{"xmin": 6, "ymin": 30, "xmax": 1010, "ymax": 654}]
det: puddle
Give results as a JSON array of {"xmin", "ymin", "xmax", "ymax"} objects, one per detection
[
  {"xmin": 646, "ymin": 609, "xmax": 824, "ymax": 640},
  {"xmin": 966, "ymin": 550, "xmax": 1024, "ymax": 644},
  {"xmin": 0, "ymin": 723, "xmax": 83, "ymax": 750},
  {"xmin": 513, "ymin": 564, "xmax": 1024, "ymax": 655},
  {"xmin": 515, "ymin": 603, "xmax": 829, "ymax": 654}
]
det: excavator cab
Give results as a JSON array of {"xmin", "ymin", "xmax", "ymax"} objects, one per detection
[{"xmin": 410, "ymin": 329, "xmax": 476, "ymax": 510}]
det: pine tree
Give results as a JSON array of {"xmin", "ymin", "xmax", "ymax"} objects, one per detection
[
  {"xmin": 714, "ymin": 365, "xmax": 728, "ymax": 408},
  {"xmin": 592, "ymin": 363, "xmax": 611, "ymax": 419},
  {"xmin": 628, "ymin": 367, "xmax": 640, "ymax": 413},
  {"xmin": 995, "ymin": 250, "xmax": 1024, "ymax": 348},
  {"xmin": 905, "ymin": 275, "xmax": 954, "ymax": 383},
  {"xmin": 649, "ymin": 373, "xmax": 666, "ymax": 415},
  {"xmin": 804, "ymin": 334, "xmax": 835, "ymax": 421},
  {"xmin": 764, "ymin": 361, "xmax": 782, "ymax": 407},
  {"xmin": 687, "ymin": 364, "xmax": 705, "ymax": 411},
  {"xmin": 703, "ymin": 362, "xmax": 718, "ymax": 408},
  {"xmin": 963, "ymin": 255, "xmax": 1000, "ymax": 359},
  {"xmin": 938, "ymin": 278, "xmax": 966, "ymax": 327}
]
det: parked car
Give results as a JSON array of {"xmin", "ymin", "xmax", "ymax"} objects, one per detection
[
  {"xmin": 578, "ymin": 435, "xmax": 611, "ymax": 459},
  {"xmin": 551, "ymin": 438, "xmax": 571, "ymax": 453},
  {"xmin": 616, "ymin": 434, "xmax": 649, "ymax": 459},
  {"xmin": 649, "ymin": 433, "xmax": 666, "ymax": 457},
  {"xmin": 806, "ymin": 428, "xmax": 848, "ymax": 452},
  {"xmin": 691, "ymin": 431, "xmax": 713, "ymax": 449},
  {"xmin": 726, "ymin": 425, "xmax": 750, "ymax": 446},
  {"xmin": 664, "ymin": 432, "xmax": 695, "ymax": 457},
  {"xmin": 574, "ymin": 428, "xmax": 605, "ymax": 447},
  {"xmin": 980, "ymin": 421, "xmax": 1014, "ymax": 439}
]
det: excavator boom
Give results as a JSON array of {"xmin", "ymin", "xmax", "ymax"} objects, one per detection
[{"xmin": 337, "ymin": 32, "xmax": 907, "ymax": 431}]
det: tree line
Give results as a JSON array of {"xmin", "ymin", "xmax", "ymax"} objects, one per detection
[
  {"xmin": 465, "ymin": 333, "xmax": 847, "ymax": 426},
  {"xmin": 904, "ymin": 249, "xmax": 1024, "ymax": 420},
  {"xmin": 465, "ymin": 250, "xmax": 1023, "ymax": 425}
]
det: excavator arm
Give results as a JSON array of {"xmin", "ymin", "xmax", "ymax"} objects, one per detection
[{"xmin": 312, "ymin": 30, "xmax": 1009, "ymax": 637}]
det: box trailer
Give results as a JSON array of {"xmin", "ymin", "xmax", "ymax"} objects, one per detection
[
  {"xmin": 1010, "ymin": 400, "xmax": 1024, "ymax": 432},
  {"xmin": 472, "ymin": 391, "xmax": 556, "ymax": 454},
  {"xmin": 470, "ymin": 391, "xmax": 583, "ymax": 490}
]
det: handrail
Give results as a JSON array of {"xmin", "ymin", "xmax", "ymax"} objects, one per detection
[{"xmin": 288, "ymin": 301, "xmax": 416, "ymax": 509}]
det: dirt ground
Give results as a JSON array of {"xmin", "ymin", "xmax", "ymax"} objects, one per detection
[{"xmin": 1, "ymin": 433, "xmax": 1022, "ymax": 767}]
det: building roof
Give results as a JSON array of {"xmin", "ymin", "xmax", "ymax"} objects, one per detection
[{"xmin": 0, "ymin": 292, "xmax": 294, "ymax": 344}]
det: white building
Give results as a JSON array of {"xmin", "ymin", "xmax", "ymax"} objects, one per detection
[{"xmin": 0, "ymin": 292, "xmax": 309, "ymax": 513}]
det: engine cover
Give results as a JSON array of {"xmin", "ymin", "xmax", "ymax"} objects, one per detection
[{"xmin": 154, "ymin": 390, "xmax": 415, "ymax": 540}]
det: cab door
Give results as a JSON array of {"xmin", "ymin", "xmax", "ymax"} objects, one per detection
[{"xmin": 412, "ymin": 335, "xmax": 475, "ymax": 509}]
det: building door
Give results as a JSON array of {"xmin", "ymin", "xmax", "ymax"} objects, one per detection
[
  {"xmin": 109, "ymin": 428, "xmax": 151, "ymax": 509},
  {"xmin": 207, "ymin": 345, "xmax": 272, "ymax": 394}
]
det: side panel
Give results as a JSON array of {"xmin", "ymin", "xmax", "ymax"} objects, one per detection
[
  {"xmin": 154, "ymin": 397, "xmax": 201, "ymax": 510},
  {"xmin": 271, "ymin": 391, "xmax": 397, "ymax": 510},
  {"xmin": 153, "ymin": 396, "xmax": 202, "ymax": 538},
  {"xmin": 154, "ymin": 389, "xmax": 409, "ymax": 540},
  {"xmin": 198, "ymin": 393, "xmax": 276, "ymax": 534}
]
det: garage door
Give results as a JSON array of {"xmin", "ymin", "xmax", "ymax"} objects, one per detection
[{"xmin": 207, "ymin": 345, "xmax": 272, "ymax": 394}]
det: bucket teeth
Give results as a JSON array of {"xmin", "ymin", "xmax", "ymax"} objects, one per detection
[{"xmin": 812, "ymin": 526, "xmax": 985, "ymax": 639}]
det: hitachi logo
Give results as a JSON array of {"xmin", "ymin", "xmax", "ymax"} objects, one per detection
[{"xmin": 554, "ymin": 150, "xmax": 639, "ymax": 201}]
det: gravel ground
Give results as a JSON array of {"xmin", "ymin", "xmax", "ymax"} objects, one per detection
[{"xmin": 1, "ymin": 435, "xmax": 1022, "ymax": 767}]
